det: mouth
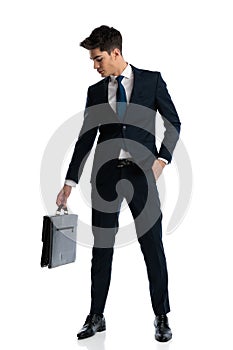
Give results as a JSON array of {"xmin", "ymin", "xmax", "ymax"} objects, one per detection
[{"xmin": 98, "ymin": 70, "xmax": 104, "ymax": 75}]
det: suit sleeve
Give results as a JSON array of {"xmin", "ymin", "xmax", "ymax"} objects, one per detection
[
  {"xmin": 65, "ymin": 87, "xmax": 99, "ymax": 184},
  {"xmin": 155, "ymin": 72, "xmax": 181, "ymax": 163}
]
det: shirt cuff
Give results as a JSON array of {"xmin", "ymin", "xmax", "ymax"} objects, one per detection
[
  {"xmin": 64, "ymin": 179, "xmax": 77, "ymax": 187},
  {"xmin": 158, "ymin": 157, "xmax": 168, "ymax": 165}
]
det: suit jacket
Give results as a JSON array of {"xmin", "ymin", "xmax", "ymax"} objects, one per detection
[{"xmin": 65, "ymin": 65, "xmax": 181, "ymax": 185}]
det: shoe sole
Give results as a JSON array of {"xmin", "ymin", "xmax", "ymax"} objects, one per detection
[
  {"xmin": 77, "ymin": 325, "xmax": 106, "ymax": 340},
  {"xmin": 155, "ymin": 335, "xmax": 172, "ymax": 343},
  {"xmin": 97, "ymin": 325, "xmax": 106, "ymax": 332}
]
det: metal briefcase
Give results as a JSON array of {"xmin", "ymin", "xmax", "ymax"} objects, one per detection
[{"xmin": 41, "ymin": 205, "xmax": 78, "ymax": 268}]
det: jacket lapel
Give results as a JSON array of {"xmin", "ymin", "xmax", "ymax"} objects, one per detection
[
  {"xmin": 129, "ymin": 64, "xmax": 143, "ymax": 105},
  {"xmin": 98, "ymin": 77, "xmax": 109, "ymax": 104}
]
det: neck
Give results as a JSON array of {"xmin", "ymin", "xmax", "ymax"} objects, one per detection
[{"xmin": 114, "ymin": 60, "xmax": 128, "ymax": 76}]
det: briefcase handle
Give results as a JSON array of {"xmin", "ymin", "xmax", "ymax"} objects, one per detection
[{"xmin": 56, "ymin": 204, "xmax": 68, "ymax": 216}]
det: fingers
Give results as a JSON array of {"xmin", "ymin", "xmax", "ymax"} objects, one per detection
[
  {"xmin": 56, "ymin": 186, "xmax": 72, "ymax": 207},
  {"xmin": 56, "ymin": 195, "xmax": 62, "ymax": 206},
  {"xmin": 56, "ymin": 189, "xmax": 66, "ymax": 207},
  {"xmin": 152, "ymin": 159, "xmax": 165, "ymax": 181}
]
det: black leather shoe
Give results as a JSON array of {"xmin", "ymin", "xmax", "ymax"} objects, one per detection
[
  {"xmin": 77, "ymin": 314, "xmax": 106, "ymax": 340},
  {"xmin": 154, "ymin": 315, "xmax": 172, "ymax": 342}
]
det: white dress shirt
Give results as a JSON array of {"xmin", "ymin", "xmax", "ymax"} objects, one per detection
[
  {"xmin": 108, "ymin": 63, "xmax": 133, "ymax": 159},
  {"xmin": 65, "ymin": 64, "xmax": 167, "ymax": 187}
]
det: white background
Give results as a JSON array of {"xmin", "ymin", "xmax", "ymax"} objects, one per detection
[{"xmin": 1, "ymin": 1, "xmax": 233, "ymax": 349}]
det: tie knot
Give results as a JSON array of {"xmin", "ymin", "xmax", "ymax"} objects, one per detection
[{"xmin": 116, "ymin": 75, "xmax": 124, "ymax": 84}]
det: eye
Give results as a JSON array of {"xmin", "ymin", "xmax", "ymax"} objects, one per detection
[{"xmin": 96, "ymin": 57, "xmax": 103, "ymax": 62}]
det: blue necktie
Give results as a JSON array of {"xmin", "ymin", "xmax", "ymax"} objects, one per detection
[{"xmin": 116, "ymin": 75, "xmax": 127, "ymax": 120}]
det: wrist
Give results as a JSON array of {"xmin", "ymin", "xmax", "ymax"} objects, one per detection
[
  {"xmin": 64, "ymin": 184, "xmax": 72, "ymax": 195},
  {"xmin": 64, "ymin": 184, "xmax": 71, "ymax": 188},
  {"xmin": 158, "ymin": 159, "xmax": 166, "ymax": 167}
]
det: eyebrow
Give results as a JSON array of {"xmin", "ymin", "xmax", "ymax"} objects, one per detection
[{"xmin": 90, "ymin": 55, "xmax": 102, "ymax": 60}]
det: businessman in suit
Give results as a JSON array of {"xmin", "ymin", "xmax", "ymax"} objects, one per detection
[{"xmin": 56, "ymin": 25, "xmax": 181, "ymax": 342}]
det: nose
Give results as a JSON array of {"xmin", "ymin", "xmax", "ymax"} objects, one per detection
[{"xmin": 94, "ymin": 60, "xmax": 100, "ymax": 70}]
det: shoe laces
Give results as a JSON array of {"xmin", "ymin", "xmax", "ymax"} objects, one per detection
[
  {"xmin": 156, "ymin": 315, "xmax": 168, "ymax": 327},
  {"xmin": 85, "ymin": 314, "xmax": 101, "ymax": 325}
]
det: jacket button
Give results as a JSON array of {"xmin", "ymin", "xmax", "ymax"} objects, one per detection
[{"xmin": 123, "ymin": 125, "xmax": 126, "ymax": 129}]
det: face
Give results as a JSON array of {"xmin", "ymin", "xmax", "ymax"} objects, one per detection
[{"xmin": 89, "ymin": 47, "xmax": 120, "ymax": 77}]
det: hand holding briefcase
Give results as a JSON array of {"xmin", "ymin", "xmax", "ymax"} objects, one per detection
[{"xmin": 41, "ymin": 205, "xmax": 78, "ymax": 268}]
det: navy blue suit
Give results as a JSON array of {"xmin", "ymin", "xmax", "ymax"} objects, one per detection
[{"xmin": 66, "ymin": 65, "xmax": 181, "ymax": 315}]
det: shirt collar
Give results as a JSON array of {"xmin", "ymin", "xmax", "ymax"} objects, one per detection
[{"xmin": 110, "ymin": 63, "xmax": 132, "ymax": 81}]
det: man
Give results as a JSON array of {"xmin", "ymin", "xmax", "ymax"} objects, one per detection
[{"xmin": 56, "ymin": 25, "xmax": 181, "ymax": 342}]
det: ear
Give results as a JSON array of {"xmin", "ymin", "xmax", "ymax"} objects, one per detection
[{"xmin": 111, "ymin": 48, "xmax": 121, "ymax": 59}]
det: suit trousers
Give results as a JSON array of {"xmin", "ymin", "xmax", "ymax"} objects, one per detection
[{"xmin": 90, "ymin": 160, "xmax": 170, "ymax": 316}]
